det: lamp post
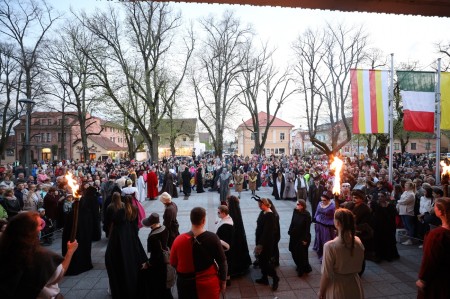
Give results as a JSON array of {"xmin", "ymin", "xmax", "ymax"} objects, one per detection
[{"xmin": 18, "ymin": 98, "xmax": 35, "ymax": 177}]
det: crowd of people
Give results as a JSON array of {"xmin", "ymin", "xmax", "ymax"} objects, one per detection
[{"xmin": 0, "ymin": 151, "xmax": 448, "ymax": 298}]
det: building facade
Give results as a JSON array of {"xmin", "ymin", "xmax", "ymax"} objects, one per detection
[
  {"xmin": 236, "ymin": 112, "xmax": 294, "ymax": 157},
  {"xmin": 14, "ymin": 112, "xmax": 127, "ymax": 162}
]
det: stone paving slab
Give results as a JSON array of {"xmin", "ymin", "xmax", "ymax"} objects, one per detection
[{"xmin": 47, "ymin": 186, "xmax": 423, "ymax": 298}]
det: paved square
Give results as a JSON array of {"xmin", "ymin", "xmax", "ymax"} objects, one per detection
[{"xmin": 50, "ymin": 186, "xmax": 421, "ymax": 298}]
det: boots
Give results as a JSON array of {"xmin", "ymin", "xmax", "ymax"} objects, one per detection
[{"xmin": 255, "ymin": 276, "xmax": 269, "ymax": 285}]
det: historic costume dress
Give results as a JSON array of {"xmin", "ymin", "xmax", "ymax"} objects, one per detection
[
  {"xmin": 170, "ymin": 231, "xmax": 227, "ymax": 299},
  {"xmin": 137, "ymin": 174, "xmax": 147, "ymax": 202},
  {"xmin": 370, "ymin": 201, "xmax": 399, "ymax": 261},
  {"xmin": 283, "ymin": 171, "xmax": 297, "ymax": 200},
  {"xmin": 196, "ymin": 167, "xmax": 205, "ymax": 193},
  {"xmin": 163, "ymin": 202, "xmax": 180, "ymax": 248},
  {"xmin": 141, "ymin": 225, "xmax": 173, "ymax": 299},
  {"xmin": 219, "ymin": 171, "xmax": 231, "ymax": 204},
  {"xmin": 321, "ymin": 236, "xmax": 365, "ymax": 299},
  {"xmin": 61, "ymin": 190, "xmax": 96, "ymax": 276},
  {"xmin": 417, "ymin": 226, "xmax": 450, "ymax": 299},
  {"xmin": 227, "ymin": 196, "xmax": 251, "ymax": 276},
  {"xmin": 105, "ymin": 206, "xmax": 147, "ymax": 299},
  {"xmin": 313, "ymin": 201, "xmax": 336, "ymax": 262},
  {"xmin": 0, "ymin": 247, "xmax": 64, "ymax": 299},
  {"xmin": 288, "ymin": 208, "xmax": 312, "ymax": 275},
  {"xmin": 146, "ymin": 170, "xmax": 159, "ymax": 200}
]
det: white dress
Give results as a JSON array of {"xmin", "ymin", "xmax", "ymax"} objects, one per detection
[{"xmin": 137, "ymin": 175, "xmax": 147, "ymax": 202}]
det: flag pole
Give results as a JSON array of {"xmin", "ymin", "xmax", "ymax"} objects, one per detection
[
  {"xmin": 436, "ymin": 58, "xmax": 442, "ymax": 185},
  {"xmin": 388, "ymin": 54, "xmax": 394, "ymax": 183}
]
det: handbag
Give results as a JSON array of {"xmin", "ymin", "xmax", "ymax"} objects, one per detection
[{"xmin": 160, "ymin": 241, "xmax": 176, "ymax": 288}]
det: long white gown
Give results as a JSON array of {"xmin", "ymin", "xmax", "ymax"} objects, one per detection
[{"xmin": 136, "ymin": 175, "xmax": 147, "ymax": 202}]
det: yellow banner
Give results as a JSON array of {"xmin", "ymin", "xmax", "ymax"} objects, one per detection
[{"xmin": 442, "ymin": 72, "xmax": 450, "ymax": 130}]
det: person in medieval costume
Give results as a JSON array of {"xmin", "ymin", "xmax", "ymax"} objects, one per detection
[
  {"xmin": 146, "ymin": 167, "xmax": 159, "ymax": 200},
  {"xmin": 219, "ymin": 168, "xmax": 232, "ymax": 204},
  {"xmin": 136, "ymin": 171, "xmax": 147, "ymax": 203}
]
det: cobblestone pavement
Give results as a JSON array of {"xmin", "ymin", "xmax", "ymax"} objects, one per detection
[{"xmin": 49, "ymin": 186, "xmax": 422, "ymax": 299}]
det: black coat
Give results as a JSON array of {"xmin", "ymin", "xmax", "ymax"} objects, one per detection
[
  {"xmin": 140, "ymin": 226, "xmax": 170, "ymax": 299},
  {"xmin": 288, "ymin": 209, "xmax": 312, "ymax": 252},
  {"xmin": 62, "ymin": 194, "xmax": 95, "ymax": 276},
  {"xmin": 105, "ymin": 207, "xmax": 147, "ymax": 299},
  {"xmin": 255, "ymin": 211, "xmax": 276, "ymax": 259},
  {"xmin": 182, "ymin": 169, "xmax": 191, "ymax": 195},
  {"xmin": 227, "ymin": 197, "xmax": 251, "ymax": 276}
]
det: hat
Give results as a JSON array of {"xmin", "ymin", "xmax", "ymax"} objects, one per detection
[
  {"xmin": 109, "ymin": 174, "xmax": 116, "ymax": 179},
  {"xmin": 142, "ymin": 213, "xmax": 160, "ymax": 227},
  {"xmin": 38, "ymin": 208, "xmax": 45, "ymax": 212},
  {"xmin": 254, "ymin": 197, "xmax": 271, "ymax": 208},
  {"xmin": 159, "ymin": 192, "xmax": 172, "ymax": 204}
]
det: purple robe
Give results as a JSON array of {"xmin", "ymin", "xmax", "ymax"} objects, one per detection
[{"xmin": 313, "ymin": 201, "xmax": 336, "ymax": 262}]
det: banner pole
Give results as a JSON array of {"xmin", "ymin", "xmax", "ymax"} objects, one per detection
[
  {"xmin": 388, "ymin": 54, "xmax": 394, "ymax": 183},
  {"xmin": 436, "ymin": 58, "xmax": 442, "ymax": 185}
]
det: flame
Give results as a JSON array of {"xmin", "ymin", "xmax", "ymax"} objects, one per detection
[
  {"xmin": 65, "ymin": 172, "xmax": 81, "ymax": 199},
  {"xmin": 441, "ymin": 161, "xmax": 450, "ymax": 178},
  {"xmin": 330, "ymin": 156, "xmax": 344, "ymax": 195}
]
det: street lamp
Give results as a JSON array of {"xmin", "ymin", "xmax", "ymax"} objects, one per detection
[{"xmin": 18, "ymin": 98, "xmax": 35, "ymax": 177}]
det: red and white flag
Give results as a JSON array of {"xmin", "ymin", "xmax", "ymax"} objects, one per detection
[{"xmin": 397, "ymin": 71, "xmax": 435, "ymax": 133}]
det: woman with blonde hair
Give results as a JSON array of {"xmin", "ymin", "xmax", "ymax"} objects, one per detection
[
  {"xmin": 397, "ymin": 181, "xmax": 416, "ymax": 245},
  {"xmin": 318, "ymin": 208, "xmax": 365, "ymax": 299}
]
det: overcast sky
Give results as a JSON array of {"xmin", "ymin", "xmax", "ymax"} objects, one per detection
[{"xmin": 49, "ymin": 0, "xmax": 450, "ymax": 130}]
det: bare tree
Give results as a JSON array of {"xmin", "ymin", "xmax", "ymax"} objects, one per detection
[
  {"xmin": 0, "ymin": 0, "xmax": 59, "ymax": 163},
  {"xmin": 0, "ymin": 43, "xmax": 22, "ymax": 158},
  {"xmin": 0, "ymin": 0, "xmax": 60, "ymax": 102},
  {"xmin": 192, "ymin": 10, "xmax": 253, "ymax": 158},
  {"xmin": 78, "ymin": 2, "xmax": 194, "ymax": 162},
  {"xmin": 44, "ymin": 21, "xmax": 104, "ymax": 162},
  {"xmin": 293, "ymin": 23, "xmax": 368, "ymax": 157},
  {"xmin": 236, "ymin": 41, "xmax": 295, "ymax": 154}
]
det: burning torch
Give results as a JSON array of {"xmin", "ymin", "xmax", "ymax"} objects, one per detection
[
  {"xmin": 441, "ymin": 160, "xmax": 450, "ymax": 197},
  {"xmin": 65, "ymin": 172, "xmax": 82, "ymax": 242},
  {"xmin": 330, "ymin": 156, "xmax": 344, "ymax": 207}
]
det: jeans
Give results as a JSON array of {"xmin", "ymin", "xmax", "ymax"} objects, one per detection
[{"xmin": 401, "ymin": 215, "xmax": 416, "ymax": 238}]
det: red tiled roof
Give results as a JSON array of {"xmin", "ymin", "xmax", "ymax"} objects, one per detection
[
  {"xmin": 238, "ymin": 111, "xmax": 294, "ymax": 128},
  {"xmin": 86, "ymin": 136, "xmax": 126, "ymax": 151}
]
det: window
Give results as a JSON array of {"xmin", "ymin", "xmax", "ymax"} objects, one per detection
[
  {"xmin": 411, "ymin": 143, "xmax": 417, "ymax": 150},
  {"xmin": 40, "ymin": 118, "xmax": 46, "ymax": 125},
  {"xmin": 394, "ymin": 143, "xmax": 399, "ymax": 150},
  {"xmin": 278, "ymin": 148, "xmax": 285, "ymax": 154},
  {"xmin": 58, "ymin": 119, "xmax": 62, "ymax": 125},
  {"xmin": 183, "ymin": 137, "xmax": 187, "ymax": 142},
  {"xmin": 112, "ymin": 137, "xmax": 115, "ymax": 143},
  {"xmin": 41, "ymin": 133, "xmax": 45, "ymax": 142},
  {"xmin": 261, "ymin": 133, "xmax": 266, "ymax": 140},
  {"xmin": 344, "ymin": 146, "xmax": 350, "ymax": 153},
  {"xmin": 48, "ymin": 119, "xmax": 52, "ymax": 125},
  {"xmin": 425, "ymin": 142, "xmax": 431, "ymax": 150},
  {"xmin": 250, "ymin": 132, "xmax": 256, "ymax": 140},
  {"xmin": 280, "ymin": 132, "xmax": 285, "ymax": 140},
  {"xmin": 47, "ymin": 133, "xmax": 51, "ymax": 142},
  {"xmin": 58, "ymin": 133, "xmax": 66, "ymax": 142}
]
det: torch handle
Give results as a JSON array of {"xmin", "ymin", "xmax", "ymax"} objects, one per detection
[{"xmin": 70, "ymin": 199, "xmax": 80, "ymax": 242}]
